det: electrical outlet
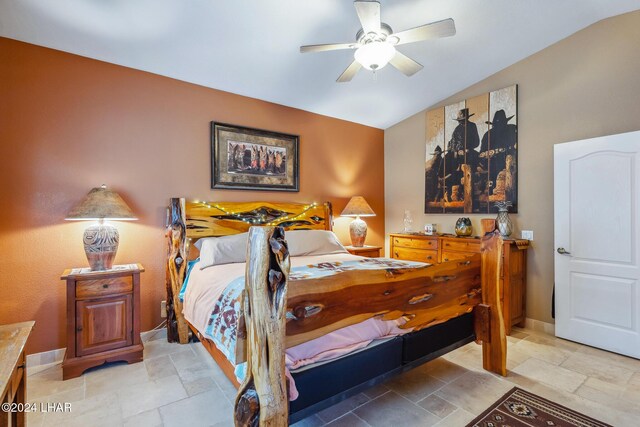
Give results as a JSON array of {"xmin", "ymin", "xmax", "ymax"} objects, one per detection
[
  {"xmin": 161, "ymin": 300, "xmax": 167, "ymax": 318},
  {"xmin": 521, "ymin": 230, "xmax": 534, "ymax": 241}
]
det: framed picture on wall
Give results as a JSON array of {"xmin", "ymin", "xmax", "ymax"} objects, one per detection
[
  {"xmin": 425, "ymin": 84, "xmax": 518, "ymax": 213},
  {"xmin": 211, "ymin": 122, "xmax": 300, "ymax": 192}
]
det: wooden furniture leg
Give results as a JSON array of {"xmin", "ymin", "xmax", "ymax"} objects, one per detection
[
  {"xmin": 166, "ymin": 198, "xmax": 190, "ymax": 344},
  {"xmin": 480, "ymin": 230, "xmax": 507, "ymax": 376},
  {"xmin": 235, "ymin": 226, "xmax": 290, "ymax": 427}
]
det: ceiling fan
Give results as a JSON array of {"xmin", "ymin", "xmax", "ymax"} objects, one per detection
[{"xmin": 300, "ymin": 0, "xmax": 456, "ymax": 82}]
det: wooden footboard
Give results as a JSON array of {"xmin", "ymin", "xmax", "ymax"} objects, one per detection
[{"xmin": 235, "ymin": 226, "xmax": 506, "ymax": 426}]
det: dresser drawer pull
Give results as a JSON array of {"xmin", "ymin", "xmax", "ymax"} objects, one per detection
[
  {"xmin": 444, "ymin": 258, "xmax": 449, "ymax": 262},
  {"xmin": 394, "ymin": 252, "xmax": 399, "ymax": 257},
  {"xmin": 459, "ymin": 260, "xmax": 471, "ymax": 266},
  {"xmin": 76, "ymin": 326, "xmax": 83, "ymax": 332},
  {"xmin": 426, "ymin": 256, "xmax": 433, "ymax": 260},
  {"xmin": 102, "ymin": 284, "xmax": 109, "ymax": 289}
]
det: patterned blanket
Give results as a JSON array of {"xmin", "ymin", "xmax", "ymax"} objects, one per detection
[{"xmin": 202, "ymin": 257, "xmax": 425, "ymax": 369}]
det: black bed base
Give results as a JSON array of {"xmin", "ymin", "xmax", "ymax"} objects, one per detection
[{"xmin": 289, "ymin": 313, "xmax": 475, "ymax": 423}]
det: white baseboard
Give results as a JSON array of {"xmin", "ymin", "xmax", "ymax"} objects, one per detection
[
  {"xmin": 26, "ymin": 327, "xmax": 168, "ymax": 369},
  {"xmin": 523, "ymin": 317, "xmax": 556, "ymax": 336}
]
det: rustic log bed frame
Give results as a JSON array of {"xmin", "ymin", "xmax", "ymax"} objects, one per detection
[{"xmin": 166, "ymin": 199, "xmax": 506, "ymax": 426}]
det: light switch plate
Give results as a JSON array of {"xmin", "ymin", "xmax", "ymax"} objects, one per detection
[{"xmin": 521, "ymin": 230, "xmax": 534, "ymax": 240}]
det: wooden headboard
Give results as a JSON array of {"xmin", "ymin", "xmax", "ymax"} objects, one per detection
[
  {"xmin": 166, "ymin": 198, "xmax": 333, "ymax": 343},
  {"xmin": 180, "ymin": 200, "xmax": 333, "ymax": 241}
]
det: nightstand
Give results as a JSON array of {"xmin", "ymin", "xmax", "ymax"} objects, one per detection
[
  {"xmin": 345, "ymin": 245, "xmax": 382, "ymax": 258},
  {"xmin": 61, "ymin": 264, "xmax": 144, "ymax": 380}
]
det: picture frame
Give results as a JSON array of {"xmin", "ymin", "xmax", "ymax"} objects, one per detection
[
  {"xmin": 211, "ymin": 122, "xmax": 300, "ymax": 192},
  {"xmin": 424, "ymin": 84, "xmax": 518, "ymax": 213}
]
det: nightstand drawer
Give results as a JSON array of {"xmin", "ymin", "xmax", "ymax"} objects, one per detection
[
  {"xmin": 392, "ymin": 236, "xmax": 438, "ymax": 250},
  {"xmin": 76, "ymin": 277, "xmax": 133, "ymax": 299},
  {"xmin": 392, "ymin": 247, "xmax": 438, "ymax": 263},
  {"xmin": 353, "ymin": 248, "xmax": 380, "ymax": 258},
  {"xmin": 441, "ymin": 239, "xmax": 481, "ymax": 253}
]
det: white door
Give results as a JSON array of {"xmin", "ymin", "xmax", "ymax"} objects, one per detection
[{"xmin": 554, "ymin": 130, "xmax": 640, "ymax": 359}]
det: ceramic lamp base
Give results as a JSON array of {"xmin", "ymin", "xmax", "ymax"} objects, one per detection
[
  {"xmin": 349, "ymin": 216, "xmax": 368, "ymax": 247},
  {"xmin": 83, "ymin": 221, "xmax": 119, "ymax": 271}
]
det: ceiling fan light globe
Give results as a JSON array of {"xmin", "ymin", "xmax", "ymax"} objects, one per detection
[{"xmin": 354, "ymin": 42, "xmax": 396, "ymax": 71}]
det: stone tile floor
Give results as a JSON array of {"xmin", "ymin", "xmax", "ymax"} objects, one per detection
[{"xmin": 26, "ymin": 327, "xmax": 640, "ymax": 426}]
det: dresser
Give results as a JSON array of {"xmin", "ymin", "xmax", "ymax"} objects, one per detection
[
  {"xmin": 0, "ymin": 321, "xmax": 34, "ymax": 427},
  {"xmin": 389, "ymin": 233, "xmax": 529, "ymax": 334},
  {"xmin": 61, "ymin": 264, "xmax": 144, "ymax": 380}
]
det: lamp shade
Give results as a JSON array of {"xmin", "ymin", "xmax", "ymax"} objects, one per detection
[
  {"xmin": 340, "ymin": 196, "xmax": 375, "ymax": 217},
  {"xmin": 66, "ymin": 185, "xmax": 137, "ymax": 221}
]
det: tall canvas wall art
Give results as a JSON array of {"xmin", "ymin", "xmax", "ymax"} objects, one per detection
[{"xmin": 425, "ymin": 85, "xmax": 518, "ymax": 213}]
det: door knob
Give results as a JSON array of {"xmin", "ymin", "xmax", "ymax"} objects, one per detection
[{"xmin": 557, "ymin": 247, "xmax": 571, "ymax": 255}]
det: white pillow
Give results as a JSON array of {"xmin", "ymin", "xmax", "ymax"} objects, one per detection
[
  {"xmin": 197, "ymin": 229, "xmax": 347, "ymax": 269},
  {"xmin": 285, "ymin": 230, "xmax": 348, "ymax": 257},
  {"xmin": 198, "ymin": 233, "xmax": 248, "ymax": 269}
]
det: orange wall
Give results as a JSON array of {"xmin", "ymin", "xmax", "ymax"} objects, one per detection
[{"xmin": 0, "ymin": 37, "xmax": 385, "ymax": 354}]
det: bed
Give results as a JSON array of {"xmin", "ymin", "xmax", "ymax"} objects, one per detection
[{"xmin": 165, "ymin": 199, "xmax": 506, "ymax": 426}]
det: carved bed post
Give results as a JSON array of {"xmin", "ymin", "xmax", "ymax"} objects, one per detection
[
  {"xmin": 166, "ymin": 198, "xmax": 190, "ymax": 344},
  {"xmin": 479, "ymin": 230, "xmax": 507, "ymax": 376},
  {"xmin": 235, "ymin": 226, "xmax": 290, "ymax": 427}
]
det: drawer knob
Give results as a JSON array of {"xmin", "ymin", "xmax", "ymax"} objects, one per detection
[
  {"xmin": 426, "ymin": 256, "xmax": 432, "ymax": 260},
  {"xmin": 444, "ymin": 258, "xmax": 449, "ymax": 262},
  {"xmin": 394, "ymin": 252, "xmax": 399, "ymax": 257},
  {"xmin": 76, "ymin": 326, "xmax": 83, "ymax": 332},
  {"xmin": 102, "ymin": 284, "xmax": 109, "ymax": 289}
]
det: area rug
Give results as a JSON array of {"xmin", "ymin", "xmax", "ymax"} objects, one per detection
[{"xmin": 466, "ymin": 387, "xmax": 612, "ymax": 427}]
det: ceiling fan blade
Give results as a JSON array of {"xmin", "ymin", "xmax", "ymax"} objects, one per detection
[
  {"xmin": 389, "ymin": 51, "xmax": 423, "ymax": 76},
  {"xmin": 337, "ymin": 60, "xmax": 362, "ymax": 83},
  {"xmin": 300, "ymin": 43, "xmax": 356, "ymax": 53},
  {"xmin": 354, "ymin": 1, "xmax": 381, "ymax": 35},
  {"xmin": 391, "ymin": 18, "xmax": 456, "ymax": 45}
]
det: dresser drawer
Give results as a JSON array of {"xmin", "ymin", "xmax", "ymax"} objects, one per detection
[
  {"xmin": 441, "ymin": 239, "xmax": 481, "ymax": 253},
  {"xmin": 441, "ymin": 250, "xmax": 476, "ymax": 262},
  {"xmin": 392, "ymin": 247, "xmax": 438, "ymax": 263},
  {"xmin": 76, "ymin": 277, "xmax": 133, "ymax": 299},
  {"xmin": 392, "ymin": 236, "xmax": 438, "ymax": 250}
]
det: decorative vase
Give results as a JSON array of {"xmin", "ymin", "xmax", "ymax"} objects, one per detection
[
  {"xmin": 403, "ymin": 210, "xmax": 413, "ymax": 233},
  {"xmin": 83, "ymin": 219, "xmax": 119, "ymax": 271},
  {"xmin": 495, "ymin": 201, "xmax": 513, "ymax": 237},
  {"xmin": 349, "ymin": 216, "xmax": 368, "ymax": 247},
  {"xmin": 454, "ymin": 217, "xmax": 472, "ymax": 236}
]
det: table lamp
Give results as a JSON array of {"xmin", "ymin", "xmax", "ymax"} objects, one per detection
[
  {"xmin": 340, "ymin": 196, "xmax": 376, "ymax": 247},
  {"xmin": 65, "ymin": 185, "xmax": 137, "ymax": 271}
]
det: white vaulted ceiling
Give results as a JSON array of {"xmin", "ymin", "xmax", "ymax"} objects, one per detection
[{"xmin": 1, "ymin": 0, "xmax": 638, "ymax": 128}]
